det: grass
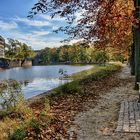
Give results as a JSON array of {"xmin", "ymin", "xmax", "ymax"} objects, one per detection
[
  {"xmin": 0, "ymin": 97, "xmax": 51, "ymax": 140},
  {"xmin": 49, "ymin": 63, "xmax": 122, "ymax": 97},
  {"xmin": 73, "ymin": 63, "xmax": 121, "ymax": 79}
]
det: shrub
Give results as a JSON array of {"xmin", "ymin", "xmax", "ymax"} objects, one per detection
[
  {"xmin": 15, "ymin": 100, "xmax": 34, "ymax": 121},
  {"xmin": 8, "ymin": 99, "xmax": 51, "ymax": 140},
  {"xmin": 111, "ymin": 54, "xmax": 126, "ymax": 62},
  {"xmin": 0, "ymin": 81, "xmax": 24, "ymax": 111},
  {"xmin": 92, "ymin": 50, "xmax": 109, "ymax": 65},
  {"xmin": 55, "ymin": 81, "xmax": 81, "ymax": 96},
  {"xmin": 8, "ymin": 126, "xmax": 26, "ymax": 140},
  {"xmin": 27, "ymin": 118, "xmax": 41, "ymax": 135},
  {"xmin": 0, "ymin": 117, "xmax": 19, "ymax": 140}
]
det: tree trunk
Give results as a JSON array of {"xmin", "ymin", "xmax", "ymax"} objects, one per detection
[
  {"xmin": 134, "ymin": 26, "xmax": 140, "ymax": 84},
  {"xmin": 21, "ymin": 59, "xmax": 26, "ymax": 67},
  {"xmin": 130, "ymin": 43, "xmax": 135, "ymax": 75}
]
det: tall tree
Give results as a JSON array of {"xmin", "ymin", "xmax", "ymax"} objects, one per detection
[
  {"xmin": 5, "ymin": 39, "xmax": 18, "ymax": 60},
  {"xmin": 29, "ymin": 0, "xmax": 134, "ymax": 51},
  {"xmin": 5, "ymin": 39, "xmax": 35, "ymax": 62}
]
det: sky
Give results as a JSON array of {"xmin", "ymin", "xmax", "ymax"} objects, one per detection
[{"xmin": 0, "ymin": 0, "xmax": 72, "ymax": 50}]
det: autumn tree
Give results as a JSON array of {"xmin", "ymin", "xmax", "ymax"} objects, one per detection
[
  {"xmin": 30, "ymin": 0, "xmax": 140, "ymax": 83},
  {"xmin": 5, "ymin": 39, "xmax": 35, "ymax": 62},
  {"xmin": 5, "ymin": 39, "xmax": 18, "ymax": 60},
  {"xmin": 29, "ymin": 0, "xmax": 134, "ymax": 49}
]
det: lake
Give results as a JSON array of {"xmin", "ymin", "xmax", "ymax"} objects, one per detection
[{"xmin": 0, "ymin": 65, "xmax": 93, "ymax": 99}]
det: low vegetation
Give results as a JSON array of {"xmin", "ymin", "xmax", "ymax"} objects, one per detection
[
  {"xmin": 51, "ymin": 63, "xmax": 121, "ymax": 97},
  {"xmin": 0, "ymin": 82, "xmax": 50, "ymax": 140}
]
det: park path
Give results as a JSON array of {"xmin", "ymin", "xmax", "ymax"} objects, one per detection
[{"xmin": 67, "ymin": 65, "xmax": 140, "ymax": 140}]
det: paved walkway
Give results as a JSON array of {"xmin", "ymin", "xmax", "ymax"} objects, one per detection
[
  {"xmin": 116, "ymin": 101, "xmax": 140, "ymax": 133},
  {"xmin": 67, "ymin": 65, "xmax": 140, "ymax": 140}
]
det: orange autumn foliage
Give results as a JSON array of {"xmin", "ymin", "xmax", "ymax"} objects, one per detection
[{"xmin": 30, "ymin": 0, "xmax": 136, "ymax": 54}]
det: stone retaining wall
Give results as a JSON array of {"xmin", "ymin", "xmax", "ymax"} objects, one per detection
[{"xmin": 9, "ymin": 60, "xmax": 32, "ymax": 68}]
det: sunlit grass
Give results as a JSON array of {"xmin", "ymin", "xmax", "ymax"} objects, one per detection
[
  {"xmin": 50, "ymin": 63, "xmax": 122, "ymax": 97},
  {"xmin": 70, "ymin": 63, "xmax": 121, "ymax": 80}
]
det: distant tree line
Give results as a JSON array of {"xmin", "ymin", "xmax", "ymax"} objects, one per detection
[
  {"xmin": 4, "ymin": 38, "xmax": 128, "ymax": 65},
  {"xmin": 33, "ymin": 42, "xmax": 128, "ymax": 65}
]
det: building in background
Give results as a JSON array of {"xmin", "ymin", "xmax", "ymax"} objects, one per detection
[{"xmin": 0, "ymin": 36, "xmax": 5, "ymax": 58}]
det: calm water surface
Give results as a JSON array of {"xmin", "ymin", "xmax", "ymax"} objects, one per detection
[{"xmin": 0, "ymin": 65, "xmax": 93, "ymax": 98}]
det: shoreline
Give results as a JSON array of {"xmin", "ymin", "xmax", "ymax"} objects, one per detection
[
  {"xmin": 26, "ymin": 88, "xmax": 56, "ymax": 104},
  {"xmin": 27, "ymin": 63, "xmax": 121, "ymax": 104},
  {"xmin": 0, "ymin": 63, "xmax": 122, "ymax": 139},
  {"xmin": 10, "ymin": 65, "xmax": 95, "ymax": 103},
  {"xmin": 26, "ymin": 64, "xmax": 102, "ymax": 104},
  {"xmin": 0, "ymin": 64, "xmax": 120, "ymax": 105}
]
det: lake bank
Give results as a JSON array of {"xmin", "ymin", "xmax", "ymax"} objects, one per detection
[
  {"xmin": 0, "ymin": 65, "xmax": 93, "ymax": 99},
  {"xmin": 0, "ymin": 63, "xmax": 122, "ymax": 139},
  {"xmin": 26, "ymin": 64, "xmax": 122, "ymax": 139},
  {"xmin": 27, "ymin": 64, "xmax": 120, "ymax": 103}
]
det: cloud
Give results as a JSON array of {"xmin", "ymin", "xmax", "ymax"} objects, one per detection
[
  {"xmin": 75, "ymin": 12, "xmax": 83, "ymax": 22},
  {"xmin": 39, "ymin": 14, "xmax": 65, "ymax": 22},
  {"xmin": 3, "ymin": 29, "xmax": 64, "ymax": 50},
  {"xmin": 27, "ymin": 38, "xmax": 63, "ymax": 50},
  {"xmin": 31, "ymin": 30, "xmax": 50, "ymax": 36},
  {"xmin": 0, "ymin": 20, "xmax": 17, "ymax": 31},
  {"xmin": 0, "ymin": 16, "xmax": 67, "ymax": 49},
  {"xmin": 69, "ymin": 39, "xmax": 84, "ymax": 44},
  {"xmin": 0, "ymin": 19, "xmax": 63, "ymax": 49},
  {"xmin": 14, "ymin": 17, "xmax": 51, "ymax": 27},
  {"xmin": 18, "ymin": 35, "xmax": 64, "ymax": 50}
]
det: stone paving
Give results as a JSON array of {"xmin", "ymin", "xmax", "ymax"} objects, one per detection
[{"xmin": 116, "ymin": 101, "xmax": 140, "ymax": 133}]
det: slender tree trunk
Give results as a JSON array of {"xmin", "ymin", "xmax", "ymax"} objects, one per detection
[
  {"xmin": 134, "ymin": 26, "xmax": 140, "ymax": 90},
  {"xmin": 21, "ymin": 59, "xmax": 26, "ymax": 67},
  {"xmin": 130, "ymin": 43, "xmax": 135, "ymax": 75}
]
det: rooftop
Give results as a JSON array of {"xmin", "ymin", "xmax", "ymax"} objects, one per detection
[{"xmin": 0, "ymin": 36, "xmax": 5, "ymax": 42}]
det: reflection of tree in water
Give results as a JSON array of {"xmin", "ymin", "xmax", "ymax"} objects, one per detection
[
  {"xmin": 0, "ymin": 80, "xmax": 23, "ymax": 110},
  {"xmin": 20, "ymin": 80, "xmax": 29, "ymax": 87},
  {"xmin": 59, "ymin": 68, "xmax": 68, "ymax": 79}
]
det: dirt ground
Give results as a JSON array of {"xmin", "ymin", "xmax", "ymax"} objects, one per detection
[{"xmin": 67, "ymin": 65, "xmax": 140, "ymax": 140}]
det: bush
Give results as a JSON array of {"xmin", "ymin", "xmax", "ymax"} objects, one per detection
[
  {"xmin": 8, "ymin": 126, "xmax": 26, "ymax": 140},
  {"xmin": 55, "ymin": 81, "xmax": 81, "ymax": 96},
  {"xmin": 27, "ymin": 118, "xmax": 41, "ymax": 134},
  {"xmin": 7, "ymin": 98, "xmax": 51, "ymax": 140},
  {"xmin": 111, "ymin": 54, "xmax": 126, "ymax": 63},
  {"xmin": 0, "ymin": 110, "xmax": 10, "ymax": 119},
  {"xmin": 0, "ymin": 81, "xmax": 24, "ymax": 111},
  {"xmin": 92, "ymin": 50, "xmax": 109, "ymax": 65}
]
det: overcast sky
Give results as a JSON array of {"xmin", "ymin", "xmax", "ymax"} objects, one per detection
[{"xmin": 0, "ymin": 0, "xmax": 72, "ymax": 50}]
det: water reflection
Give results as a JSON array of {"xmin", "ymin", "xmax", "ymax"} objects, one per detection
[
  {"xmin": 21, "ymin": 80, "xmax": 29, "ymax": 87},
  {"xmin": 0, "ymin": 78, "xmax": 71, "ymax": 101},
  {"xmin": 21, "ymin": 78, "xmax": 71, "ymax": 99},
  {"xmin": 0, "ymin": 65, "xmax": 93, "ymax": 99},
  {"xmin": 0, "ymin": 65, "xmax": 93, "ymax": 81}
]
